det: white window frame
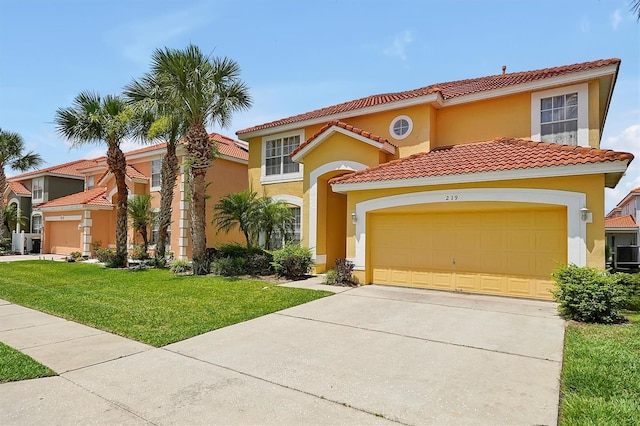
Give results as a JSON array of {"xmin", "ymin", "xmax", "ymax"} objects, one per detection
[
  {"xmin": 531, "ymin": 83, "xmax": 589, "ymax": 147},
  {"xmin": 151, "ymin": 158, "xmax": 162, "ymax": 191},
  {"xmin": 389, "ymin": 115, "xmax": 413, "ymax": 140},
  {"xmin": 31, "ymin": 214, "xmax": 43, "ymax": 234},
  {"xmin": 86, "ymin": 175, "xmax": 95, "ymax": 190},
  {"xmin": 261, "ymin": 130, "xmax": 304, "ymax": 184},
  {"xmin": 32, "ymin": 177, "xmax": 44, "ymax": 203},
  {"xmin": 268, "ymin": 195, "xmax": 303, "ymax": 249}
]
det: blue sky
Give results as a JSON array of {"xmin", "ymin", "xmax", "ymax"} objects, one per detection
[{"xmin": 1, "ymin": 0, "xmax": 638, "ymax": 211}]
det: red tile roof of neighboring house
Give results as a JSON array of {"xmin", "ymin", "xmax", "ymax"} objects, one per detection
[
  {"xmin": 121, "ymin": 133, "xmax": 248, "ymax": 161},
  {"xmin": 7, "ymin": 181, "xmax": 31, "ymax": 196},
  {"xmin": 329, "ymin": 138, "xmax": 634, "ymax": 185},
  {"xmin": 238, "ymin": 58, "xmax": 620, "ymax": 134},
  {"xmin": 96, "ymin": 164, "xmax": 147, "ymax": 184},
  {"xmin": 291, "ymin": 120, "xmax": 397, "ymax": 157},
  {"xmin": 36, "ymin": 187, "xmax": 112, "ymax": 209},
  {"xmin": 9, "ymin": 158, "xmax": 99, "ymax": 180},
  {"xmin": 605, "ymin": 215, "xmax": 638, "ymax": 229}
]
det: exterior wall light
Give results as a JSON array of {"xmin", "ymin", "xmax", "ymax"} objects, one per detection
[
  {"xmin": 351, "ymin": 212, "xmax": 357, "ymax": 224},
  {"xmin": 580, "ymin": 207, "xmax": 589, "ymax": 221}
]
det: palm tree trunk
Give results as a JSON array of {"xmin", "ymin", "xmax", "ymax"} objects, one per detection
[
  {"xmin": 0, "ymin": 168, "xmax": 6, "ymax": 240},
  {"xmin": 186, "ymin": 123, "xmax": 212, "ymax": 275},
  {"xmin": 156, "ymin": 141, "xmax": 179, "ymax": 264},
  {"xmin": 107, "ymin": 145, "xmax": 129, "ymax": 267}
]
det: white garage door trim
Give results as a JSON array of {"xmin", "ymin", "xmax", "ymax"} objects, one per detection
[{"xmin": 353, "ymin": 188, "xmax": 586, "ymax": 270}]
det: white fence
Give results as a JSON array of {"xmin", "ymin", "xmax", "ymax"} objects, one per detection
[{"xmin": 11, "ymin": 231, "xmax": 42, "ymax": 255}]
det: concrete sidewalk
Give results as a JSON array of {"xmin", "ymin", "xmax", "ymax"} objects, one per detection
[{"xmin": 0, "ymin": 283, "xmax": 565, "ymax": 425}]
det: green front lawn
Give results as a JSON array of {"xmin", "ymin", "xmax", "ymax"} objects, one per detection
[
  {"xmin": 0, "ymin": 261, "xmax": 330, "ymax": 347},
  {"xmin": 560, "ymin": 314, "xmax": 640, "ymax": 425},
  {"xmin": 0, "ymin": 342, "xmax": 55, "ymax": 383}
]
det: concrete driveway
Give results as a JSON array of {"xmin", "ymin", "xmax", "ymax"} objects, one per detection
[{"xmin": 0, "ymin": 284, "xmax": 565, "ymax": 425}]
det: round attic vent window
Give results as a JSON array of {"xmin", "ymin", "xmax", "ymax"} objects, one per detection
[{"xmin": 390, "ymin": 115, "xmax": 413, "ymax": 140}]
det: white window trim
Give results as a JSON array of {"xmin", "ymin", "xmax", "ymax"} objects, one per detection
[
  {"xmin": 353, "ymin": 188, "xmax": 587, "ymax": 271},
  {"xmin": 261, "ymin": 130, "xmax": 304, "ymax": 184},
  {"xmin": 31, "ymin": 213, "xmax": 43, "ymax": 234},
  {"xmin": 32, "ymin": 177, "xmax": 44, "ymax": 203},
  {"xmin": 272, "ymin": 195, "xmax": 303, "ymax": 243},
  {"xmin": 389, "ymin": 115, "xmax": 413, "ymax": 140},
  {"xmin": 531, "ymin": 83, "xmax": 588, "ymax": 147},
  {"xmin": 86, "ymin": 175, "xmax": 95, "ymax": 190},
  {"xmin": 150, "ymin": 157, "xmax": 163, "ymax": 192}
]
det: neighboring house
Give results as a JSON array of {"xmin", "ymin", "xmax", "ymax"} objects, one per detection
[
  {"xmin": 605, "ymin": 187, "xmax": 640, "ymax": 268},
  {"xmin": 4, "ymin": 159, "xmax": 98, "ymax": 253},
  {"xmin": 237, "ymin": 58, "xmax": 634, "ymax": 300},
  {"xmin": 34, "ymin": 133, "xmax": 249, "ymax": 258}
]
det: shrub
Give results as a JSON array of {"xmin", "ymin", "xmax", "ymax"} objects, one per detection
[
  {"xmin": 551, "ymin": 264, "xmax": 629, "ymax": 324},
  {"xmin": 130, "ymin": 245, "xmax": 151, "ymax": 261},
  {"xmin": 170, "ymin": 258, "xmax": 192, "ymax": 274},
  {"xmin": 324, "ymin": 268, "xmax": 338, "ymax": 285},
  {"xmin": 0, "ymin": 238, "xmax": 11, "ymax": 254},
  {"xmin": 67, "ymin": 251, "xmax": 84, "ymax": 262},
  {"xmin": 95, "ymin": 248, "xmax": 117, "ymax": 265},
  {"xmin": 212, "ymin": 257, "xmax": 248, "ymax": 276},
  {"xmin": 618, "ymin": 272, "xmax": 640, "ymax": 311},
  {"xmin": 271, "ymin": 243, "xmax": 313, "ymax": 279},
  {"xmin": 334, "ymin": 258, "xmax": 356, "ymax": 286}
]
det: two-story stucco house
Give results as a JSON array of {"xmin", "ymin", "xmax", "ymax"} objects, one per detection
[
  {"xmin": 605, "ymin": 187, "xmax": 640, "ymax": 269},
  {"xmin": 237, "ymin": 58, "xmax": 634, "ymax": 300},
  {"xmin": 33, "ymin": 133, "xmax": 249, "ymax": 258},
  {"xmin": 4, "ymin": 158, "xmax": 98, "ymax": 253}
]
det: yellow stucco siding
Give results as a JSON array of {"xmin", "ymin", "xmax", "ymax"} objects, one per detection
[
  {"xmin": 435, "ymin": 92, "xmax": 531, "ymax": 147},
  {"xmin": 344, "ymin": 174, "xmax": 606, "ymax": 273}
]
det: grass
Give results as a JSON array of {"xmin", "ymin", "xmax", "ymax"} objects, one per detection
[
  {"xmin": 0, "ymin": 342, "xmax": 55, "ymax": 383},
  {"xmin": 0, "ymin": 261, "xmax": 330, "ymax": 347},
  {"xmin": 559, "ymin": 313, "xmax": 640, "ymax": 425}
]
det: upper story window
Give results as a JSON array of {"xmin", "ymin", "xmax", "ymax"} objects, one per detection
[
  {"xmin": 389, "ymin": 115, "xmax": 413, "ymax": 140},
  {"xmin": 32, "ymin": 178, "xmax": 44, "ymax": 203},
  {"xmin": 151, "ymin": 159, "xmax": 162, "ymax": 190},
  {"xmin": 261, "ymin": 131, "xmax": 304, "ymax": 184},
  {"xmin": 531, "ymin": 83, "xmax": 588, "ymax": 147},
  {"xmin": 86, "ymin": 175, "xmax": 95, "ymax": 190}
]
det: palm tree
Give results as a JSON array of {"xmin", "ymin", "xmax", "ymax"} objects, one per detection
[
  {"xmin": 124, "ymin": 81, "xmax": 184, "ymax": 266},
  {"xmin": 259, "ymin": 198, "xmax": 295, "ymax": 250},
  {"xmin": 213, "ymin": 189, "xmax": 261, "ymax": 248},
  {"xmin": 632, "ymin": 0, "xmax": 640, "ymax": 20},
  {"xmin": 0, "ymin": 128, "xmax": 43, "ymax": 239},
  {"xmin": 55, "ymin": 92, "xmax": 134, "ymax": 267},
  {"xmin": 2, "ymin": 203, "xmax": 27, "ymax": 236},
  {"xmin": 128, "ymin": 194, "xmax": 156, "ymax": 255},
  {"xmin": 143, "ymin": 45, "xmax": 252, "ymax": 274}
]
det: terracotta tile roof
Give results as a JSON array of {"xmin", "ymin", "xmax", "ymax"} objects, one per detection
[
  {"xmin": 96, "ymin": 164, "xmax": 147, "ymax": 184},
  {"xmin": 122, "ymin": 133, "xmax": 248, "ymax": 161},
  {"xmin": 238, "ymin": 58, "xmax": 620, "ymax": 135},
  {"xmin": 330, "ymin": 138, "xmax": 634, "ymax": 185},
  {"xmin": 605, "ymin": 215, "xmax": 638, "ymax": 229},
  {"xmin": 291, "ymin": 120, "xmax": 397, "ymax": 157},
  {"xmin": 7, "ymin": 181, "xmax": 31, "ymax": 196},
  {"xmin": 36, "ymin": 187, "xmax": 112, "ymax": 209},
  {"xmin": 9, "ymin": 158, "xmax": 99, "ymax": 180}
]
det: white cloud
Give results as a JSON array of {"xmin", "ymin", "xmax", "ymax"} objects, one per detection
[
  {"xmin": 611, "ymin": 9, "xmax": 622, "ymax": 30},
  {"xmin": 580, "ymin": 15, "xmax": 590, "ymax": 33},
  {"xmin": 382, "ymin": 30, "xmax": 414, "ymax": 61},
  {"xmin": 104, "ymin": 6, "xmax": 211, "ymax": 65},
  {"xmin": 603, "ymin": 124, "xmax": 640, "ymax": 212}
]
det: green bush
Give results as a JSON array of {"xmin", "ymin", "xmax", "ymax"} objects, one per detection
[
  {"xmin": 618, "ymin": 272, "xmax": 640, "ymax": 311},
  {"xmin": 170, "ymin": 258, "xmax": 192, "ymax": 274},
  {"xmin": 95, "ymin": 248, "xmax": 117, "ymax": 265},
  {"xmin": 212, "ymin": 257, "xmax": 248, "ymax": 276},
  {"xmin": 324, "ymin": 268, "xmax": 338, "ymax": 285},
  {"xmin": 271, "ymin": 243, "xmax": 313, "ymax": 279},
  {"xmin": 0, "ymin": 238, "xmax": 11, "ymax": 254},
  {"xmin": 551, "ymin": 265, "xmax": 629, "ymax": 324},
  {"xmin": 130, "ymin": 245, "xmax": 151, "ymax": 261}
]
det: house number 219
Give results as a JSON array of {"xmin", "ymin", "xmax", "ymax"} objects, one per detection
[{"xmin": 445, "ymin": 195, "xmax": 459, "ymax": 201}]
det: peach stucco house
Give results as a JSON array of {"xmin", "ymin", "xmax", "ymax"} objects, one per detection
[
  {"xmin": 33, "ymin": 133, "xmax": 248, "ymax": 258},
  {"xmin": 237, "ymin": 58, "xmax": 634, "ymax": 300}
]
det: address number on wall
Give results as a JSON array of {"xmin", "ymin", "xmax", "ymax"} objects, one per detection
[{"xmin": 445, "ymin": 195, "xmax": 459, "ymax": 201}]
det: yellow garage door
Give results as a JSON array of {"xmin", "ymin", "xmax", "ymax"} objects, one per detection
[
  {"xmin": 47, "ymin": 221, "xmax": 81, "ymax": 254},
  {"xmin": 370, "ymin": 207, "xmax": 566, "ymax": 300}
]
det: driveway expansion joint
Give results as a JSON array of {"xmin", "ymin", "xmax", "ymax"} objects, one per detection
[
  {"xmin": 160, "ymin": 347, "xmax": 407, "ymax": 425},
  {"xmin": 275, "ymin": 312, "xmax": 562, "ymax": 363}
]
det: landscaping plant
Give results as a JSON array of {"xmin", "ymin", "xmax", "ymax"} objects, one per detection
[
  {"xmin": 551, "ymin": 264, "xmax": 629, "ymax": 324},
  {"xmin": 271, "ymin": 242, "xmax": 313, "ymax": 279}
]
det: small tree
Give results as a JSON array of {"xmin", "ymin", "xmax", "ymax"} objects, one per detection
[
  {"xmin": 127, "ymin": 194, "xmax": 156, "ymax": 256},
  {"xmin": 213, "ymin": 189, "xmax": 261, "ymax": 248},
  {"xmin": 259, "ymin": 197, "xmax": 295, "ymax": 250},
  {"xmin": 2, "ymin": 204, "xmax": 27, "ymax": 235}
]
